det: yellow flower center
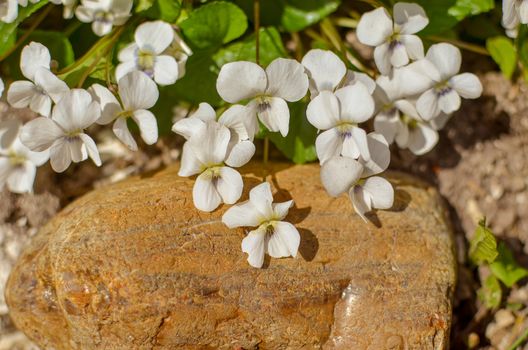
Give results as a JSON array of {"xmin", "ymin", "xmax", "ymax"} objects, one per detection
[
  {"xmin": 400, "ymin": 114, "xmax": 418, "ymax": 130},
  {"xmin": 8, "ymin": 151, "xmax": 26, "ymax": 166},
  {"xmin": 117, "ymin": 110, "xmax": 133, "ymax": 119},
  {"xmin": 137, "ymin": 50, "xmax": 156, "ymax": 76}
]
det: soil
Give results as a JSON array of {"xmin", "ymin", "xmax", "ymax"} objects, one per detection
[{"xmin": 1, "ymin": 68, "xmax": 528, "ymax": 349}]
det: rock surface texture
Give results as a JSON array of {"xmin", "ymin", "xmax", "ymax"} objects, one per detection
[{"xmin": 6, "ymin": 163, "xmax": 456, "ymax": 350}]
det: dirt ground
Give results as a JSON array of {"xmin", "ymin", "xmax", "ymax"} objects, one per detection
[{"xmin": 1, "ymin": 69, "xmax": 528, "ymax": 349}]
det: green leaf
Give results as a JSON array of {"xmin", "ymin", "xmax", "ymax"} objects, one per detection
[
  {"xmin": 173, "ymin": 51, "xmax": 223, "ymax": 106},
  {"xmin": 268, "ymin": 101, "xmax": 317, "ymax": 164},
  {"xmin": 477, "ymin": 275, "xmax": 502, "ymax": 309},
  {"xmin": 414, "ymin": 0, "xmax": 458, "ymax": 35},
  {"xmin": 135, "ymin": 0, "xmax": 155, "ymax": 12},
  {"xmin": 486, "ymin": 36, "xmax": 517, "ymax": 79},
  {"xmin": 4, "ymin": 29, "xmax": 75, "ymax": 80},
  {"xmin": 448, "ymin": 0, "xmax": 494, "ymax": 20},
  {"xmin": 214, "ymin": 27, "xmax": 286, "ymax": 67},
  {"xmin": 137, "ymin": 0, "xmax": 182, "ymax": 23},
  {"xmin": 26, "ymin": 30, "xmax": 75, "ymax": 69},
  {"xmin": 462, "ymin": 17, "xmax": 503, "ymax": 41},
  {"xmin": 490, "ymin": 242, "xmax": 528, "ymax": 287},
  {"xmin": 282, "ymin": 0, "xmax": 340, "ymax": 32},
  {"xmin": 416, "ymin": 0, "xmax": 494, "ymax": 35},
  {"xmin": 149, "ymin": 86, "xmax": 185, "ymax": 136},
  {"xmin": 469, "ymin": 219, "xmax": 498, "ymax": 265},
  {"xmin": 0, "ymin": 0, "xmax": 48, "ymax": 56},
  {"xmin": 180, "ymin": 1, "xmax": 247, "ymax": 50},
  {"xmin": 234, "ymin": 0, "xmax": 340, "ymax": 32}
]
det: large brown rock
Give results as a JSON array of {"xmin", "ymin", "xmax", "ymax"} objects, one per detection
[{"xmin": 6, "ymin": 163, "xmax": 456, "ymax": 349}]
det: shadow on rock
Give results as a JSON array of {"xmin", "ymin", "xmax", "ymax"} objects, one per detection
[
  {"xmin": 390, "ymin": 188, "xmax": 412, "ymax": 212},
  {"xmin": 298, "ymin": 228, "xmax": 319, "ymax": 262}
]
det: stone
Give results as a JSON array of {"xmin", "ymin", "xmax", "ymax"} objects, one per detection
[{"xmin": 6, "ymin": 163, "xmax": 456, "ymax": 349}]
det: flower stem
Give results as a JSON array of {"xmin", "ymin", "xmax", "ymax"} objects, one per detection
[
  {"xmin": 76, "ymin": 26, "xmax": 124, "ymax": 88},
  {"xmin": 332, "ymin": 17, "xmax": 358, "ymax": 29},
  {"xmin": 427, "ymin": 36, "xmax": 490, "ymax": 56},
  {"xmin": 291, "ymin": 31, "xmax": 303, "ymax": 60},
  {"xmin": 356, "ymin": 0, "xmax": 385, "ymax": 8},
  {"xmin": 105, "ymin": 45, "xmax": 116, "ymax": 93},
  {"xmin": 507, "ymin": 327, "xmax": 528, "ymax": 350},
  {"xmin": 254, "ymin": 0, "xmax": 269, "ymax": 179},
  {"xmin": 263, "ymin": 137, "xmax": 269, "ymax": 166},
  {"xmin": 63, "ymin": 20, "xmax": 82, "ymax": 37},
  {"xmin": 319, "ymin": 18, "xmax": 373, "ymax": 76},
  {"xmin": 58, "ymin": 25, "xmax": 124, "ymax": 76},
  {"xmin": 0, "ymin": 4, "xmax": 53, "ymax": 62}
]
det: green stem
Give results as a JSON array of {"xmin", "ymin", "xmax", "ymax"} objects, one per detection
[
  {"xmin": 508, "ymin": 327, "xmax": 528, "ymax": 350},
  {"xmin": 332, "ymin": 17, "xmax": 358, "ymax": 29},
  {"xmin": 254, "ymin": 0, "xmax": 269, "ymax": 178},
  {"xmin": 105, "ymin": 45, "xmax": 115, "ymax": 92},
  {"xmin": 263, "ymin": 137, "xmax": 269, "ymax": 169},
  {"xmin": 427, "ymin": 36, "xmax": 490, "ymax": 56},
  {"xmin": 0, "ymin": 4, "xmax": 53, "ymax": 62},
  {"xmin": 75, "ymin": 26, "xmax": 124, "ymax": 88},
  {"xmin": 356, "ymin": 0, "xmax": 384, "ymax": 7},
  {"xmin": 58, "ymin": 25, "xmax": 123, "ymax": 76},
  {"xmin": 63, "ymin": 20, "xmax": 82, "ymax": 37},
  {"xmin": 319, "ymin": 18, "xmax": 373, "ymax": 76},
  {"xmin": 291, "ymin": 31, "xmax": 303, "ymax": 61}
]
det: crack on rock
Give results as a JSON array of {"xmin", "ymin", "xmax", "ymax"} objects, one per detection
[{"xmin": 152, "ymin": 312, "xmax": 171, "ymax": 347}]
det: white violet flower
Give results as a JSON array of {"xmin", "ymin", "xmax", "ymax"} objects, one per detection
[
  {"xmin": 0, "ymin": 119, "xmax": 18, "ymax": 149},
  {"xmin": 116, "ymin": 20, "xmax": 180, "ymax": 86},
  {"xmin": 20, "ymin": 89, "xmax": 102, "ymax": 173},
  {"xmin": 502, "ymin": 0, "xmax": 528, "ymax": 31},
  {"xmin": 0, "ymin": 0, "xmax": 18, "ymax": 23},
  {"xmin": 321, "ymin": 141, "xmax": 394, "ymax": 222},
  {"xmin": 172, "ymin": 102, "xmax": 255, "ymax": 168},
  {"xmin": 222, "ymin": 182, "xmax": 300, "ymax": 268},
  {"xmin": 89, "ymin": 71, "xmax": 159, "ymax": 151},
  {"xmin": 0, "ymin": 120, "xmax": 49, "ymax": 193},
  {"xmin": 216, "ymin": 58, "xmax": 309, "ymax": 137},
  {"xmin": 372, "ymin": 74, "xmax": 439, "ymax": 155},
  {"xmin": 7, "ymin": 42, "xmax": 69, "ymax": 117},
  {"xmin": 50, "ymin": 0, "xmax": 78, "ymax": 19},
  {"xmin": 75, "ymin": 0, "xmax": 132, "ymax": 36},
  {"xmin": 301, "ymin": 48, "xmax": 375, "ymax": 98},
  {"xmin": 416, "ymin": 43, "xmax": 483, "ymax": 121},
  {"xmin": 373, "ymin": 87, "xmax": 439, "ymax": 156},
  {"xmin": 356, "ymin": 2, "xmax": 429, "ymax": 75},
  {"xmin": 178, "ymin": 121, "xmax": 243, "ymax": 212},
  {"xmin": 306, "ymin": 83, "xmax": 375, "ymax": 164},
  {"xmin": 165, "ymin": 29, "xmax": 193, "ymax": 79}
]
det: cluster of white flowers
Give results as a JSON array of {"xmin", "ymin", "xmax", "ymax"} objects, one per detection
[
  {"xmin": 0, "ymin": 0, "xmax": 132, "ymax": 37},
  {"xmin": 502, "ymin": 0, "xmax": 528, "ymax": 37},
  {"xmin": 0, "ymin": 18, "xmax": 190, "ymax": 192},
  {"xmin": 302, "ymin": 49, "xmax": 394, "ymax": 220},
  {"xmin": 0, "ymin": 1, "xmax": 487, "ymax": 269},
  {"xmin": 173, "ymin": 57, "xmax": 309, "ymax": 267},
  {"xmin": 356, "ymin": 2, "xmax": 482, "ymax": 155},
  {"xmin": 171, "ymin": 2, "xmax": 483, "ymax": 268}
]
